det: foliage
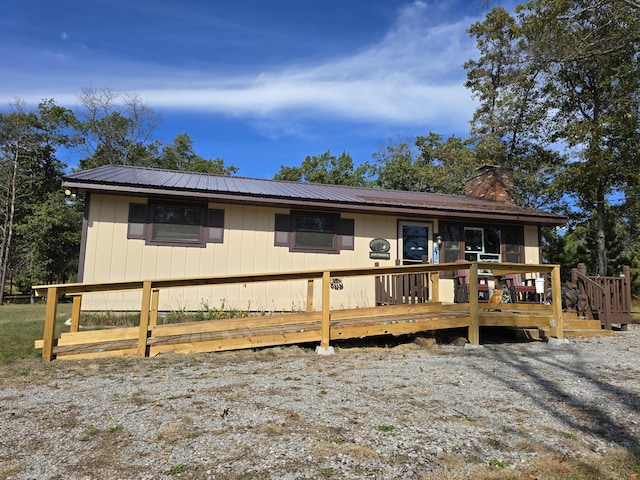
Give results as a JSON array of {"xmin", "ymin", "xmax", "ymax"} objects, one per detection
[
  {"xmin": 0, "ymin": 100, "xmax": 78, "ymax": 301},
  {"xmin": 155, "ymin": 133, "xmax": 238, "ymax": 175},
  {"xmin": 274, "ymin": 150, "xmax": 372, "ymax": 186}
]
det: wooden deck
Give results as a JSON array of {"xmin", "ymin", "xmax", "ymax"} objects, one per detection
[{"xmin": 33, "ymin": 262, "xmax": 617, "ymax": 361}]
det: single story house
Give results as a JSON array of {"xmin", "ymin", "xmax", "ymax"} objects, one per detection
[{"xmin": 62, "ymin": 165, "xmax": 566, "ymax": 312}]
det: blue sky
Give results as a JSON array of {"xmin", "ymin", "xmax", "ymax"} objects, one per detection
[{"xmin": 1, "ymin": 0, "xmax": 515, "ymax": 178}]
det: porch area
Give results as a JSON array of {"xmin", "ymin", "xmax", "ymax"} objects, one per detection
[{"xmin": 34, "ymin": 262, "xmax": 626, "ymax": 361}]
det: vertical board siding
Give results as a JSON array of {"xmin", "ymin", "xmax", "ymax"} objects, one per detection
[{"xmin": 79, "ymin": 195, "xmax": 544, "ymax": 311}]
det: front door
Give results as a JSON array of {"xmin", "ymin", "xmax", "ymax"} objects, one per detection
[{"xmin": 399, "ymin": 221, "xmax": 433, "ymax": 265}]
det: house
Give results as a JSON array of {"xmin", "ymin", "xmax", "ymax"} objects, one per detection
[{"xmin": 62, "ymin": 165, "xmax": 566, "ymax": 312}]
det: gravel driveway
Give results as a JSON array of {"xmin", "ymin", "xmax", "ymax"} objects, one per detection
[{"xmin": 1, "ymin": 326, "xmax": 639, "ymax": 479}]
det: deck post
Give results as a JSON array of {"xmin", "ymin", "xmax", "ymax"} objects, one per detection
[
  {"xmin": 468, "ymin": 263, "xmax": 480, "ymax": 345},
  {"xmin": 320, "ymin": 271, "xmax": 331, "ymax": 351},
  {"xmin": 549, "ymin": 266, "xmax": 564, "ymax": 339},
  {"xmin": 42, "ymin": 287, "xmax": 59, "ymax": 362},
  {"xmin": 150, "ymin": 288, "xmax": 160, "ymax": 328},
  {"xmin": 430, "ymin": 272, "xmax": 439, "ymax": 302},
  {"xmin": 306, "ymin": 280, "xmax": 314, "ymax": 312},
  {"xmin": 70, "ymin": 295, "xmax": 82, "ymax": 333},
  {"xmin": 137, "ymin": 281, "xmax": 153, "ymax": 357}
]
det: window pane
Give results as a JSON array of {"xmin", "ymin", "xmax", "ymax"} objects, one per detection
[
  {"xmin": 465, "ymin": 228, "xmax": 483, "ymax": 252},
  {"xmin": 403, "ymin": 225, "xmax": 428, "ymax": 263},
  {"xmin": 442, "ymin": 224, "xmax": 462, "ymax": 263},
  {"xmin": 484, "ymin": 228, "xmax": 501, "ymax": 254},
  {"xmin": 152, "ymin": 206, "xmax": 202, "ymax": 242},
  {"xmin": 294, "ymin": 214, "xmax": 336, "ymax": 249}
]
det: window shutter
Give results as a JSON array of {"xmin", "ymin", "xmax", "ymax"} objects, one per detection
[
  {"xmin": 338, "ymin": 218, "xmax": 354, "ymax": 250},
  {"xmin": 127, "ymin": 204, "xmax": 147, "ymax": 239},
  {"xmin": 274, "ymin": 214, "xmax": 290, "ymax": 246},
  {"xmin": 206, "ymin": 209, "xmax": 224, "ymax": 243}
]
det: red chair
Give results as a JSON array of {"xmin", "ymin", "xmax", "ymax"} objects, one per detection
[
  {"xmin": 503, "ymin": 274, "xmax": 538, "ymax": 302},
  {"xmin": 453, "ymin": 267, "xmax": 490, "ymax": 303}
]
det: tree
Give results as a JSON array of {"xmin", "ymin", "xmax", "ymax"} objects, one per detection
[
  {"xmin": 75, "ymin": 87, "xmax": 160, "ymax": 169},
  {"xmin": 155, "ymin": 133, "xmax": 238, "ymax": 175},
  {"xmin": 0, "ymin": 100, "xmax": 77, "ymax": 302},
  {"xmin": 15, "ymin": 191, "xmax": 82, "ymax": 290},
  {"xmin": 464, "ymin": 1, "xmax": 640, "ymax": 274},
  {"xmin": 274, "ymin": 150, "xmax": 372, "ymax": 186},
  {"xmin": 464, "ymin": 5, "xmax": 568, "ymax": 211},
  {"xmin": 370, "ymin": 139, "xmax": 425, "ymax": 191}
]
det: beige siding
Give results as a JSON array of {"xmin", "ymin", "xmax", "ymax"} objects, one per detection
[
  {"xmin": 80, "ymin": 195, "xmax": 543, "ymax": 311},
  {"xmin": 81, "ymin": 195, "xmax": 400, "ymax": 311}
]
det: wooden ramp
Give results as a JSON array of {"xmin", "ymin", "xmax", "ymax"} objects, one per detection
[{"xmin": 35, "ymin": 302, "xmax": 610, "ymax": 361}]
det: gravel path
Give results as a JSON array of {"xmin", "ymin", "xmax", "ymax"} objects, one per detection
[{"xmin": 1, "ymin": 326, "xmax": 639, "ymax": 479}]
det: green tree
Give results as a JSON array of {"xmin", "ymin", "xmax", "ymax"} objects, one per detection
[
  {"xmin": 0, "ymin": 100, "xmax": 77, "ymax": 302},
  {"xmin": 517, "ymin": 0, "xmax": 640, "ymax": 275},
  {"xmin": 155, "ymin": 133, "xmax": 238, "ymax": 175},
  {"xmin": 15, "ymin": 191, "xmax": 82, "ymax": 291},
  {"xmin": 464, "ymin": 5, "xmax": 567, "ymax": 211},
  {"xmin": 75, "ymin": 87, "xmax": 159, "ymax": 169},
  {"xmin": 371, "ymin": 139, "xmax": 425, "ymax": 191},
  {"xmin": 274, "ymin": 150, "xmax": 371, "ymax": 186}
]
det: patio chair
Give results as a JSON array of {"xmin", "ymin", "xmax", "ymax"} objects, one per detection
[
  {"xmin": 502, "ymin": 274, "xmax": 538, "ymax": 303},
  {"xmin": 453, "ymin": 266, "xmax": 490, "ymax": 303}
]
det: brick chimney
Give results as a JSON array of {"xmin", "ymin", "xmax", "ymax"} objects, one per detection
[{"xmin": 465, "ymin": 165, "xmax": 514, "ymax": 204}]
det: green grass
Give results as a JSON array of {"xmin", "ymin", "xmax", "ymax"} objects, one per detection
[{"xmin": 0, "ymin": 303, "xmax": 72, "ymax": 365}]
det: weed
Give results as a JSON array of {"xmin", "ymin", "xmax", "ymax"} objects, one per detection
[
  {"xmin": 489, "ymin": 458, "xmax": 510, "ymax": 468},
  {"xmin": 377, "ymin": 424, "xmax": 395, "ymax": 433},
  {"xmin": 163, "ymin": 464, "xmax": 187, "ymax": 476},
  {"xmin": 562, "ymin": 432, "xmax": 577, "ymax": 439},
  {"xmin": 319, "ymin": 467, "xmax": 336, "ymax": 478},
  {"xmin": 463, "ymin": 415, "xmax": 476, "ymax": 422}
]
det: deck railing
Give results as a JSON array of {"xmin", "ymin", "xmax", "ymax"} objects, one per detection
[
  {"xmin": 571, "ymin": 263, "xmax": 632, "ymax": 330},
  {"xmin": 34, "ymin": 262, "xmax": 564, "ymax": 361}
]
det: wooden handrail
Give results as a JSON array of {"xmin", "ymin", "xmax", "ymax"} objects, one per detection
[{"xmin": 35, "ymin": 262, "xmax": 564, "ymax": 361}]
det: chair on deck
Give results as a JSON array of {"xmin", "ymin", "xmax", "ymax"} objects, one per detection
[
  {"xmin": 502, "ymin": 274, "xmax": 538, "ymax": 303},
  {"xmin": 453, "ymin": 267, "xmax": 490, "ymax": 303}
]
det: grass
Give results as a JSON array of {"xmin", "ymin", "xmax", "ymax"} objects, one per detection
[{"xmin": 0, "ymin": 302, "xmax": 72, "ymax": 365}]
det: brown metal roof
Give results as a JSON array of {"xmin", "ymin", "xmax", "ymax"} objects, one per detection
[{"xmin": 63, "ymin": 165, "xmax": 566, "ymax": 225}]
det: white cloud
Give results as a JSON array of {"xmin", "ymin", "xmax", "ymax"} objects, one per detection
[
  {"xmin": 2, "ymin": 1, "xmax": 480, "ymax": 131},
  {"xmin": 139, "ymin": 2, "xmax": 479, "ymax": 126}
]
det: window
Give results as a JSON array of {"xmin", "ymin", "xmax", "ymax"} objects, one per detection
[
  {"xmin": 464, "ymin": 227, "xmax": 501, "ymax": 262},
  {"xmin": 274, "ymin": 211, "xmax": 354, "ymax": 253},
  {"xmin": 440, "ymin": 222, "xmax": 525, "ymax": 265},
  {"xmin": 127, "ymin": 202, "xmax": 224, "ymax": 247}
]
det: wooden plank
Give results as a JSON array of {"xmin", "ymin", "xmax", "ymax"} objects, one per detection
[
  {"xmin": 137, "ymin": 281, "xmax": 152, "ymax": 357},
  {"xmin": 70, "ymin": 295, "xmax": 82, "ymax": 333},
  {"xmin": 468, "ymin": 264, "xmax": 480, "ymax": 345},
  {"xmin": 306, "ymin": 279, "xmax": 314, "ymax": 312},
  {"xmin": 321, "ymin": 271, "xmax": 331, "ymax": 350},
  {"xmin": 549, "ymin": 265, "xmax": 564, "ymax": 339},
  {"xmin": 42, "ymin": 287, "xmax": 59, "ymax": 361},
  {"xmin": 56, "ymin": 327, "xmax": 140, "ymax": 345},
  {"xmin": 151, "ymin": 312, "xmax": 322, "ymax": 336},
  {"xmin": 150, "ymin": 289, "xmax": 160, "ymax": 328},
  {"xmin": 54, "ymin": 347, "xmax": 139, "ymax": 361}
]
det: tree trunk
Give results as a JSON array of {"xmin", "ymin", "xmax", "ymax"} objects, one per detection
[
  {"xmin": 0, "ymin": 142, "xmax": 18, "ymax": 305},
  {"xmin": 596, "ymin": 183, "xmax": 607, "ymax": 276}
]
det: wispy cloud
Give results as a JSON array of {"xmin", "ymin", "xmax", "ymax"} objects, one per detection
[
  {"xmin": 140, "ymin": 2, "xmax": 479, "ymax": 127},
  {"xmin": 2, "ymin": 1, "xmax": 480, "ymax": 134}
]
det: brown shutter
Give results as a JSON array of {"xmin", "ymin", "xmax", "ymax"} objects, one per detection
[
  {"xmin": 339, "ymin": 218, "xmax": 354, "ymax": 250},
  {"xmin": 127, "ymin": 204, "xmax": 147, "ymax": 239},
  {"xmin": 206, "ymin": 209, "xmax": 224, "ymax": 243},
  {"xmin": 274, "ymin": 214, "xmax": 290, "ymax": 246}
]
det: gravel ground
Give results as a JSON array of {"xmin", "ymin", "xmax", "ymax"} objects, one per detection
[{"xmin": 1, "ymin": 326, "xmax": 639, "ymax": 480}]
